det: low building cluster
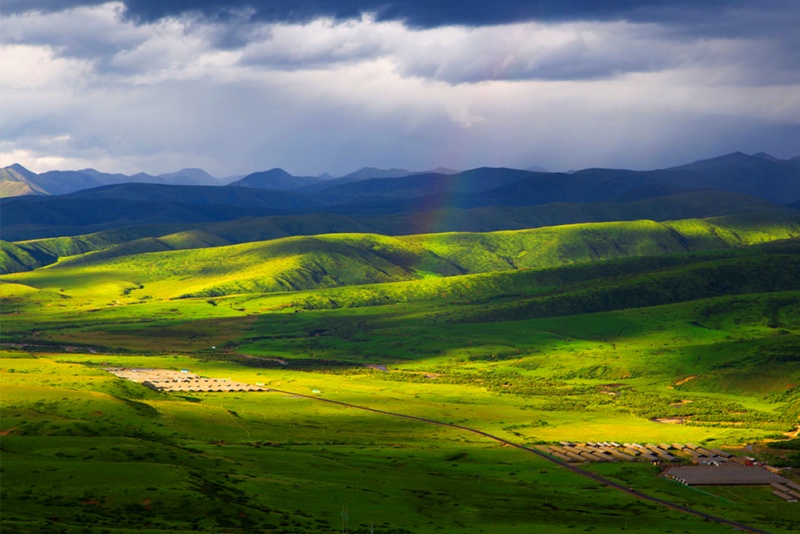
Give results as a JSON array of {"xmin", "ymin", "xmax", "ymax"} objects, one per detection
[
  {"xmin": 770, "ymin": 480, "xmax": 800, "ymax": 502},
  {"xmin": 542, "ymin": 441, "xmax": 726, "ymax": 464},
  {"xmin": 104, "ymin": 367, "xmax": 267, "ymax": 393},
  {"xmin": 540, "ymin": 440, "xmax": 798, "ymax": 502}
]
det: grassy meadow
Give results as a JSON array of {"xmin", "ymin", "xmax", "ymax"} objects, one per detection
[{"xmin": 1, "ymin": 213, "xmax": 800, "ymax": 533}]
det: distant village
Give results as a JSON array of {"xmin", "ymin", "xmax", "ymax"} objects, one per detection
[
  {"xmin": 104, "ymin": 367, "xmax": 268, "ymax": 393},
  {"xmin": 542, "ymin": 441, "xmax": 799, "ymax": 502}
]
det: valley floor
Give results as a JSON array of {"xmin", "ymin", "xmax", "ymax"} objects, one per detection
[{"xmin": 2, "ymin": 222, "xmax": 799, "ymax": 533}]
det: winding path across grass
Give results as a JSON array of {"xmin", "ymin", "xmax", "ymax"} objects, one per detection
[{"xmin": 268, "ymin": 387, "xmax": 773, "ymax": 534}]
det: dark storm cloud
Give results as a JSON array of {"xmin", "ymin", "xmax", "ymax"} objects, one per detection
[
  {"xmin": 9, "ymin": 1, "xmax": 798, "ymax": 70},
  {"xmin": 2, "ymin": 0, "xmax": 797, "ymax": 175},
  {"xmin": 190, "ymin": 0, "xmax": 750, "ymax": 27},
  {"xmin": 0, "ymin": 0, "xmax": 770, "ymax": 28}
]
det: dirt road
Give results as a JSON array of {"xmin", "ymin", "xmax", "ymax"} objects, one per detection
[{"xmin": 267, "ymin": 388, "xmax": 773, "ymax": 534}]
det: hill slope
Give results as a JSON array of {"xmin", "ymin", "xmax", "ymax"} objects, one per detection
[
  {"xmin": 0, "ymin": 185, "xmax": 324, "ymax": 240},
  {"xmin": 1, "ymin": 188, "xmax": 783, "ymax": 245},
  {"xmin": 0, "ymin": 241, "xmax": 48, "ymax": 273},
  {"xmin": 4, "ymin": 213, "xmax": 799, "ymax": 299},
  {"xmin": 0, "ymin": 164, "xmax": 47, "ymax": 197},
  {"xmin": 5, "ymin": 152, "xmax": 800, "ymax": 236}
]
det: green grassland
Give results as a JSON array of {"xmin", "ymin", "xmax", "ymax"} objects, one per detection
[
  {"xmin": 3, "ymin": 209, "xmax": 799, "ymax": 277},
  {"xmin": 2, "ymin": 213, "xmax": 800, "ymax": 533},
  {"xmin": 2, "ymin": 350, "xmax": 799, "ymax": 534}
]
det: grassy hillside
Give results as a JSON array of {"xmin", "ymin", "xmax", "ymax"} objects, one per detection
[
  {"xmin": 51, "ymin": 230, "xmax": 234, "ymax": 266},
  {"xmin": 3, "ymin": 213, "xmax": 800, "ymax": 302},
  {"xmin": 10, "ymin": 212, "xmax": 376, "ymax": 266},
  {"xmin": 205, "ymin": 242, "xmax": 800, "ymax": 317},
  {"xmin": 4, "ymin": 237, "xmax": 799, "ymax": 347},
  {"xmin": 402, "ymin": 213, "xmax": 800, "ymax": 272},
  {"xmin": 6, "ymin": 233, "xmax": 467, "ymax": 301},
  {"xmin": 3, "ymin": 190, "xmax": 789, "ymax": 271},
  {"xmin": 0, "ymin": 241, "xmax": 47, "ymax": 273},
  {"xmin": 463, "ymin": 252, "xmax": 800, "ymax": 323}
]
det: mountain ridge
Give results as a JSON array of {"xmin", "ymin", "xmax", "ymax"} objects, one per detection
[
  {"xmin": 0, "ymin": 164, "xmax": 227, "ymax": 197},
  {"xmin": 4, "ymin": 151, "xmax": 799, "ymax": 201},
  {"xmin": 4, "ymin": 152, "xmax": 800, "ymax": 244},
  {"xmin": 4, "ymin": 212, "xmax": 799, "ymax": 296},
  {"xmin": 2, "ymin": 184, "xmax": 784, "ymax": 243}
]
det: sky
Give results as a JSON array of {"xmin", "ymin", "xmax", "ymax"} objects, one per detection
[{"xmin": 1, "ymin": 0, "xmax": 799, "ymax": 177}]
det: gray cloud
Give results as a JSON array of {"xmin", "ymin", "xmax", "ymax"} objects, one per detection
[
  {"xmin": 0, "ymin": 1, "xmax": 797, "ymax": 176},
  {"xmin": 5, "ymin": 1, "xmax": 797, "ymax": 85},
  {"xmin": 3, "ymin": 0, "xmax": 787, "ymax": 30}
]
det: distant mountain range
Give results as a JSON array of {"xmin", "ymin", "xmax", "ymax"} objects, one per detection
[
  {"xmin": 226, "ymin": 166, "xmax": 460, "ymax": 192},
  {"xmin": 0, "ymin": 163, "xmax": 463, "ymax": 198},
  {"xmin": 0, "ymin": 164, "xmax": 230, "ymax": 197},
  {"xmin": 2, "ymin": 152, "xmax": 799, "ymax": 243}
]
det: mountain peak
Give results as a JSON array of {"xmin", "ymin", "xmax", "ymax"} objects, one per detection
[
  {"xmin": 525, "ymin": 165, "xmax": 550, "ymax": 173},
  {"xmin": 262, "ymin": 168, "xmax": 293, "ymax": 178},
  {"xmin": 751, "ymin": 152, "xmax": 778, "ymax": 161},
  {"xmin": 425, "ymin": 167, "xmax": 460, "ymax": 175},
  {"xmin": 0, "ymin": 163, "xmax": 45, "ymax": 197},
  {"xmin": 341, "ymin": 167, "xmax": 412, "ymax": 180},
  {"xmin": 714, "ymin": 151, "xmax": 750, "ymax": 162},
  {"xmin": 2, "ymin": 163, "xmax": 39, "ymax": 181},
  {"xmin": 9, "ymin": 163, "xmax": 33, "ymax": 173},
  {"xmin": 228, "ymin": 168, "xmax": 321, "ymax": 190},
  {"xmin": 670, "ymin": 151, "xmax": 769, "ymax": 172},
  {"xmin": 158, "ymin": 168, "xmax": 218, "ymax": 185},
  {"xmin": 160, "ymin": 167, "xmax": 214, "ymax": 176}
]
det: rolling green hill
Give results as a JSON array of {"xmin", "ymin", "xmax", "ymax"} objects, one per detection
[
  {"xmin": 2, "ymin": 190, "xmax": 792, "ymax": 273},
  {"xmin": 2, "ymin": 233, "xmax": 461, "ymax": 301},
  {"xmin": 464, "ymin": 252, "xmax": 800, "ymax": 323},
  {"xmin": 9, "ymin": 212, "xmax": 376, "ymax": 266},
  {"xmin": 244, "ymin": 240, "xmax": 800, "ymax": 313},
  {"xmin": 3, "ymin": 213, "xmax": 800, "ymax": 303},
  {"xmin": 0, "ymin": 241, "xmax": 47, "ymax": 273}
]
